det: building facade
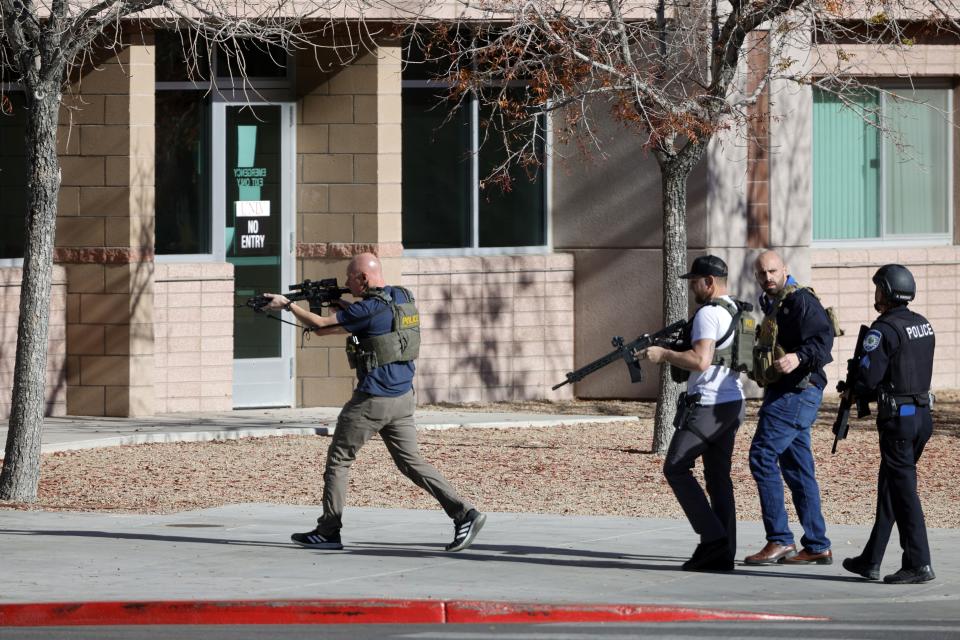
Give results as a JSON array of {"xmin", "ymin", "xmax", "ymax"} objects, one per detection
[{"xmin": 0, "ymin": 27, "xmax": 957, "ymax": 417}]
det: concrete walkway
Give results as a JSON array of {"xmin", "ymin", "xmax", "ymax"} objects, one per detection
[
  {"xmin": 4, "ymin": 407, "xmax": 639, "ymax": 453},
  {"xmin": 1, "ymin": 408, "xmax": 958, "ymax": 628},
  {"xmin": 1, "ymin": 506, "xmax": 958, "ymax": 624}
]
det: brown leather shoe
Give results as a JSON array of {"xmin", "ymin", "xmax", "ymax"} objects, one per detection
[
  {"xmin": 743, "ymin": 542, "xmax": 798, "ymax": 565},
  {"xmin": 782, "ymin": 548, "xmax": 833, "ymax": 565}
]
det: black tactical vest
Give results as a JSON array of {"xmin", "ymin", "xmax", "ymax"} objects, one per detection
[{"xmin": 875, "ymin": 308, "xmax": 935, "ymax": 398}]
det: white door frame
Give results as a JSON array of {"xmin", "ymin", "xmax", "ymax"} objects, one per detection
[{"xmin": 212, "ymin": 100, "xmax": 296, "ymax": 408}]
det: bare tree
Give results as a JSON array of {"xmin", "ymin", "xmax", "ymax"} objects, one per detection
[
  {"xmin": 410, "ymin": 0, "xmax": 958, "ymax": 452},
  {"xmin": 0, "ymin": 0, "xmax": 411, "ymax": 502}
]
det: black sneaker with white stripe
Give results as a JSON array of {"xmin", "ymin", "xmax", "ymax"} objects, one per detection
[
  {"xmin": 445, "ymin": 510, "xmax": 486, "ymax": 552},
  {"xmin": 291, "ymin": 528, "xmax": 344, "ymax": 550}
]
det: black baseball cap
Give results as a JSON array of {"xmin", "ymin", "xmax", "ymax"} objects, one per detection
[{"xmin": 680, "ymin": 255, "xmax": 728, "ymax": 279}]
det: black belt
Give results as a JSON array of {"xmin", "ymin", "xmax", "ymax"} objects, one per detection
[{"xmin": 894, "ymin": 392, "xmax": 929, "ymax": 407}]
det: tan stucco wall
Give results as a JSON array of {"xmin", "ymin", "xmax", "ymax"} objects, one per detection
[
  {"xmin": 552, "ymin": 106, "xmax": 708, "ymax": 398},
  {"xmin": 293, "ymin": 43, "xmax": 406, "ymax": 408}
]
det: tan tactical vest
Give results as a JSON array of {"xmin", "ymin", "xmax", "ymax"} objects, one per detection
[{"xmin": 750, "ymin": 285, "xmax": 842, "ymax": 387}]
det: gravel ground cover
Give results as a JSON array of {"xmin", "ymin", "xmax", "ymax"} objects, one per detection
[{"xmin": 2, "ymin": 395, "xmax": 959, "ymax": 528}]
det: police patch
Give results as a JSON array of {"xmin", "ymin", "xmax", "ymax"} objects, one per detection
[{"xmin": 862, "ymin": 329, "xmax": 882, "ymax": 352}]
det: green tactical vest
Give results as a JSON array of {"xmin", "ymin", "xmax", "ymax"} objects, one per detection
[
  {"xmin": 710, "ymin": 298, "xmax": 756, "ymax": 373},
  {"xmin": 750, "ymin": 285, "xmax": 843, "ymax": 387},
  {"xmin": 669, "ymin": 298, "xmax": 755, "ymax": 383},
  {"xmin": 345, "ymin": 287, "xmax": 421, "ymax": 375}
]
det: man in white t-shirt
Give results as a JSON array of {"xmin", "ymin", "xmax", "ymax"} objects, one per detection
[{"xmin": 638, "ymin": 255, "xmax": 746, "ymax": 572}]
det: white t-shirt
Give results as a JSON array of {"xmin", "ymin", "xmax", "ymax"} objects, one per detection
[{"xmin": 685, "ymin": 295, "xmax": 745, "ymax": 406}]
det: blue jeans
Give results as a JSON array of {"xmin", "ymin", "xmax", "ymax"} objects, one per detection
[{"xmin": 749, "ymin": 385, "xmax": 831, "ymax": 552}]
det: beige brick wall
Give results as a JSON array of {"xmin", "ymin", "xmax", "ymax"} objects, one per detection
[
  {"xmin": 293, "ymin": 43, "xmax": 575, "ymax": 406},
  {"xmin": 297, "ymin": 45, "xmax": 402, "ymax": 250},
  {"xmin": 293, "ymin": 42, "xmax": 405, "ymax": 408},
  {"xmin": 400, "ymin": 254, "xmax": 576, "ymax": 403},
  {"xmin": 811, "ymin": 246, "xmax": 960, "ymax": 391},
  {"xmin": 59, "ymin": 41, "xmax": 157, "ymax": 416},
  {"xmin": 294, "ymin": 254, "xmax": 576, "ymax": 407},
  {"xmin": 0, "ymin": 267, "xmax": 68, "ymax": 418},
  {"xmin": 153, "ymin": 263, "xmax": 234, "ymax": 413}
]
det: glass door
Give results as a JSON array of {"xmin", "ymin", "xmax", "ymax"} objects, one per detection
[{"xmin": 214, "ymin": 102, "xmax": 295, "ymax": 407}]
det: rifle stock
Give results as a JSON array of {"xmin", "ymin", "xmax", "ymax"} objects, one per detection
[
  {"xmin": 831, "ymin": 324, "xmax": 872, "ymax": 454},
  {"xmin": 552, "ymin": 320, "xmax": 685, "ymax": 390}
]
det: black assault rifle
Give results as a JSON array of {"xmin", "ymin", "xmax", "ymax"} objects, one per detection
[
  {"xmin": 246, "ymin": 278, "xmax": 350, "ymax": 315},
  {"xmin": 552, "ymin": 320, "xmax": 686, "ymax": 390},
  {"xmin": 831, "ymin": 324, "xmax": 873, "ymax": 454}
]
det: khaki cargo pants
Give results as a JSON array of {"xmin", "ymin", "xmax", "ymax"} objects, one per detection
[{"xmin": 315, "ymin": 389, "xmax": 473, "ymax": 534}]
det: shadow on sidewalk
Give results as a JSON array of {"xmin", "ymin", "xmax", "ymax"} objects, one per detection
[
  {"xmin": 336, "ymin": 542, "xmax": 860, "ymax": 580},
  {"xmin": 0, "ymin": 528, "xmax": 291, "ymax": 549},
  {"xmin": 0, "ymin": 529, "xmax": 871, "ymax": 582}
]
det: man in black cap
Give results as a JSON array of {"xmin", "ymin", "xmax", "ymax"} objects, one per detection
[
  {"xmin": 842, "ymin": 264, "xmax": 936, "ymax": 584},
  {"xmin": 638, "ymin": 255, "xmax": 746, "ymax": 571}
]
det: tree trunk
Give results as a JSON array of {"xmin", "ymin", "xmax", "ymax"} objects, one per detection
[
  {"xmin": 652, "ymin": 160, "xmax": 690, "ymax": 453},
  {"xmin": 0, "ymin": 84, "xmax": 63, "ymax": 503}
]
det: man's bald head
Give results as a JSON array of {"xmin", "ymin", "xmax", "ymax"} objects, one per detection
[
  {"xmin": 346, "ymin": 252, "xmax": 385, "ymax": 294},
  {"xmin": 754, "ymin": 250, "xmax": 788, "ymax": 296},
  {"xmin": 349, "ymin": 253, "xmax": 382, "ymax": 277}
]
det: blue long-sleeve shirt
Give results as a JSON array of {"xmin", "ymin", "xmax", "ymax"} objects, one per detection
[{"xmin": 760, "ymin": 281, "xmax": 835, "ymax": 391}]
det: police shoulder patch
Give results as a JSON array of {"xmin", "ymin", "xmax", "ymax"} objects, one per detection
[{"xmin": 862, "ymin": 329, "xmax": 883, "ymax": 352}]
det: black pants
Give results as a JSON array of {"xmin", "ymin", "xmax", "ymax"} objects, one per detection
[
  {"xmin": 663, "ymin": 399, "xmax": 744, "ymax": 560},
  {"xmin": 861, "ymin": 405, "xmax": 933, "ymax": 569}
]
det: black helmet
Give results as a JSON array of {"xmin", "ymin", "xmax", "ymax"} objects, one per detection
[{"xmin": 872, "ymin": 264, "xmax": 916, "ymax": 304}]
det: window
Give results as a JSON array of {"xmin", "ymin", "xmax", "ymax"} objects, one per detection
[
  {"xmin": 813, "ymin": 85, "xmax": 952, "ymax": 242},
  {"xmin": 401, "ymin": 65, "xmax": 547, "ymax": 251},
  {"xmin": 155, "ymin": 91, "xmax": 211, "ymax": 255},
  {"xmin": 154, "ymin": 31, "xmax": 290, "ymax": 257},
  {"xmin": 0, "ymin": 92, "xmax": 27, "ymax": 261}
]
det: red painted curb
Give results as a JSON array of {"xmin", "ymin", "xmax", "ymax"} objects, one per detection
[
  {"xmin": 0, "ymin": 600, "xmax": 445, "ymax": 627},
  {"xmin": 0, "ymin": 599, "xmax": 828, "ymax": 627}
]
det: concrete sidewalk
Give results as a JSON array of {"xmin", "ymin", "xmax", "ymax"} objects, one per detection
[
  {"xmin": 1, "ymin": 505, "xmax": 958, "ymax": 624},
  {"xmin": 1, "ymin": 408, "xmax": 958, "ymax": 627}
]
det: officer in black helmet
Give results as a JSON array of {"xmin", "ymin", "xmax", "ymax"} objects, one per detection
[{"xmin": 842, "ymin": 264, "xmax": 936, "ymax": 584}]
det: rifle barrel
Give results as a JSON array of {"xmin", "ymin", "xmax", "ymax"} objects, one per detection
[
  {"xmin": 831, "ymin": 407, "xmax": 849, "ymax": 454},
  {"xmin": 551, "ymin": 319, "xmax": 686, "ymax": 390}
]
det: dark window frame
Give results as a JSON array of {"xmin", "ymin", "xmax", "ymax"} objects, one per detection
[
  {"xmin": 0, "ymin": 88, "xmax": 28, "ymax": 264},
  {"xmin": 400, "ymin": 75, "xmax": 551, "ymax": 255}
]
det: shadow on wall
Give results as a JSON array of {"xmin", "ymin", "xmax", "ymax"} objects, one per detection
[
  {"xmin": 1, "ymin": 268, "xmax": 68, "ymax": 419},
  {"xmin": 426, "ymin": 269, "xmax": 536, "ymax": 395},
  {"xmin": 57, "ymin": 165, "xmax": 156, "ymax": 418}
]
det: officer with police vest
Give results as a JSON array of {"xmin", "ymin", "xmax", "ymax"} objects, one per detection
[
  {"xmin": 842, "ymin": 264, "xmax": 936, "ymax": 584},
  {"xmin": 264, "ymin": 253, "xmax": 486, "ymax": 552}
]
